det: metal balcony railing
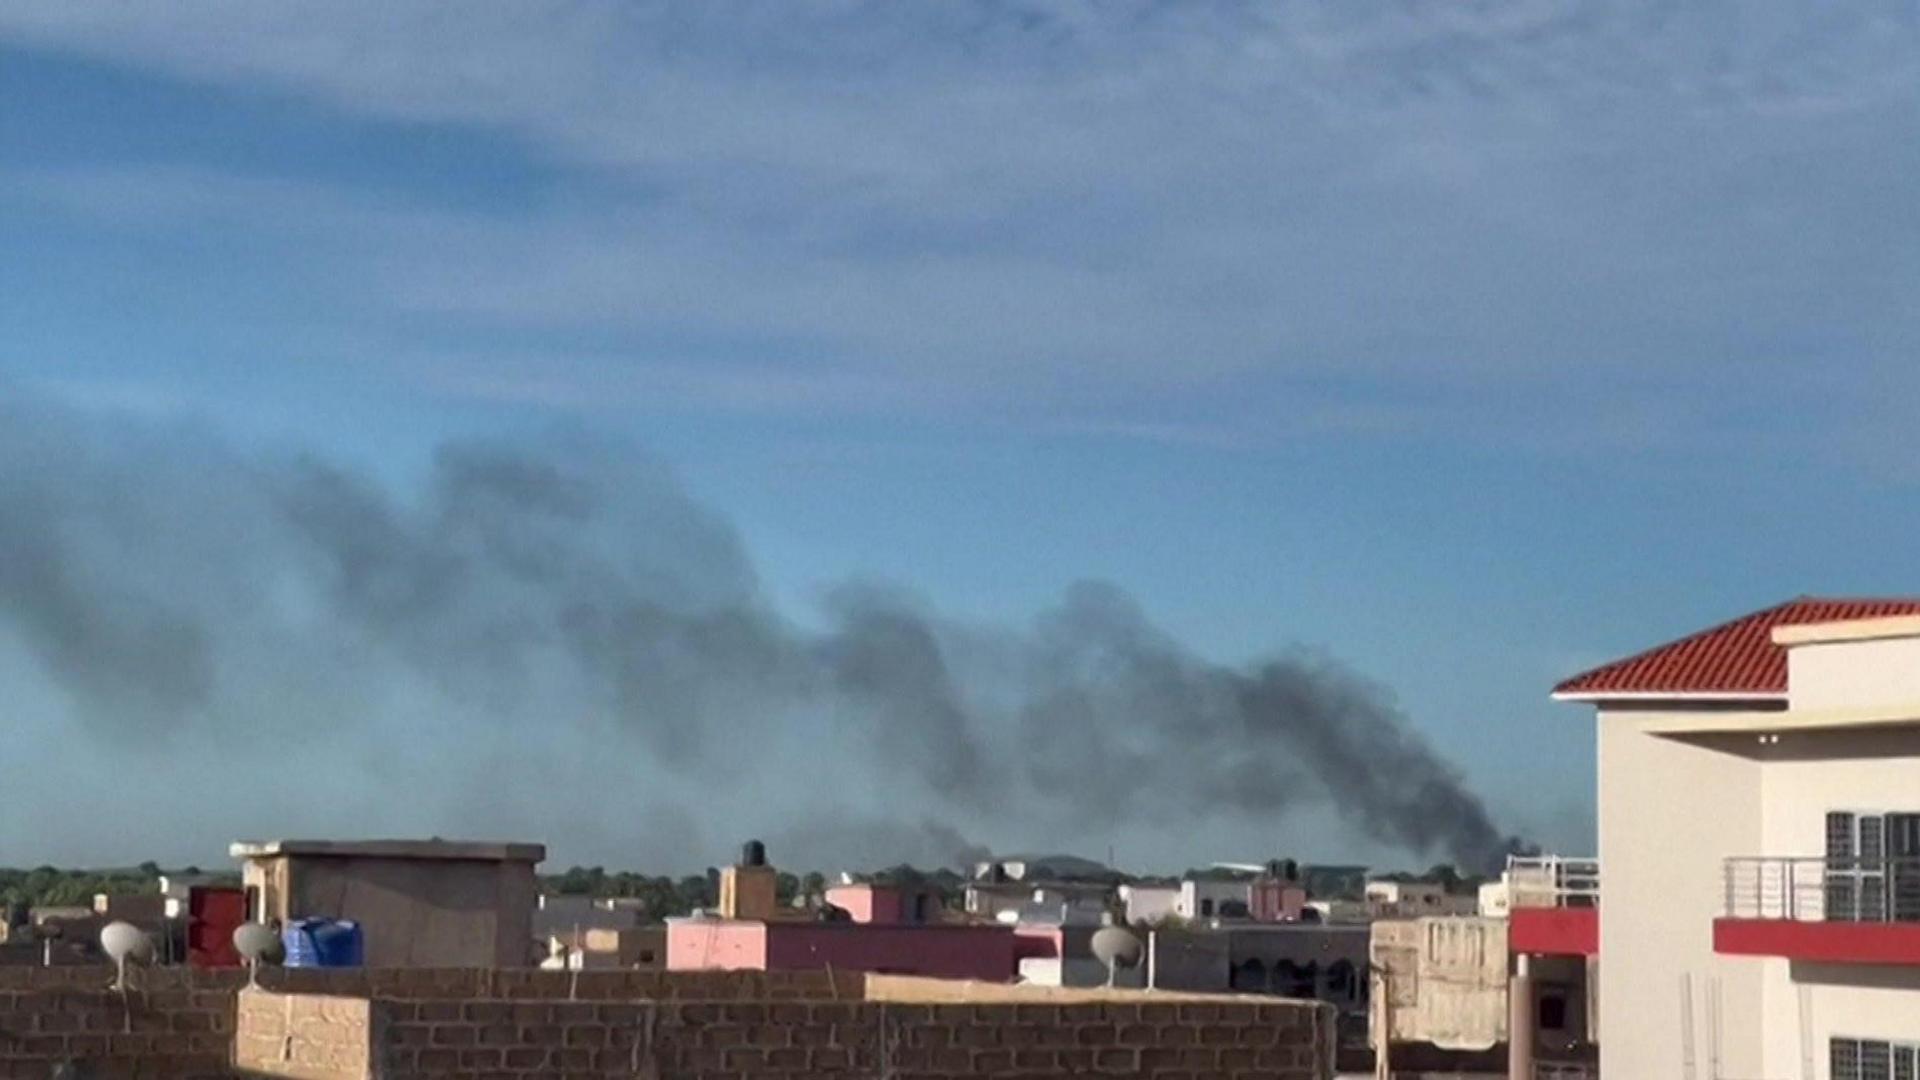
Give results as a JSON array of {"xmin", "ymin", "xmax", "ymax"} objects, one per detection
[
  {"xmin": 1723, "ymin": 856, "xmax": 1920, "ymax": 922},
  {"xmin": 1508, "ymin": 855, "xmax": 1600, "ymax": 909}
]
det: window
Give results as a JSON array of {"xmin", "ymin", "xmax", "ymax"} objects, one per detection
[
  {"xmin": 1200, "ymin": 899, "xmax": 1215, "ymax": 917},
  {"xmin": 1831, "ymin": 1039, "xmax": 1919, "ymax": 1080},
  {"xmin": 638, "ymin": 950, "xmax": 656, "ymax": 964},
  {"xmin": 1537, "ymin": 992, "xmax": 1569, "ymax": 1032},
  {"xmin": 1827, "ymin": 813, "xmax": 1920, "ymax": 922}
]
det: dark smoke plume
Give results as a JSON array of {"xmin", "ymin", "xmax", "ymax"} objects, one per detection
[{"xmin": 0, "ymin": 394, "xmax": 1517, "ymax": 871}]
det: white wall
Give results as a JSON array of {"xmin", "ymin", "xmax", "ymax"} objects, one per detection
[
  {"xmin": 1597, "ymin": 710, "xmax": 1766, "ymax": 1080},
  {"xmin": 1178, "ymin": 879, "xmax": 1251, "ymax": 920},
  {"xmin": 1755, "ymin": 726, "xmax": 1920, "ymax": 1080},
  {"xmin": 1121, "ymin": 884, "xmax": 1180, "ymax": 926},
  {"xmin": 1788, "ymin": 635, "xmax": 1920, "ymax": 711}
]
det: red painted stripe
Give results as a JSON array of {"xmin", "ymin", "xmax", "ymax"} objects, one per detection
[{"xmin": 1714, "ymin": 918, "xmax": 1920, "ymax": 964}]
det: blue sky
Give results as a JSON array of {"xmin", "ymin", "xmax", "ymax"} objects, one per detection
[{"xmin": 2, "ymin": 2, "xmax": 1918, "ymax": 871}]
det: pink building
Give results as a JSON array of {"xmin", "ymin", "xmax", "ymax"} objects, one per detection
[
  {"xmin": 1249, "ymin": 879, "xmax": 1308, "ymax": 923},
  {"xmin": 667, "ymin": 919, "xmax": 1019, "ymax": 982},
  {"xmin": 822, "ymin": 882, "xmax": 943, "ymax": 925}
]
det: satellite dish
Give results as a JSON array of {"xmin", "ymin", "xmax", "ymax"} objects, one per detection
[
  {"xmin": 99, "ymin": 921, "xmax": 154, "ymax": 991},
  {"xmin": 1089, "ymin": 926, "xmax": 1143, "ymax": 988},
  {"xmin": 232, "ymin": 923, "xmax": 284, "ymax": 987}
]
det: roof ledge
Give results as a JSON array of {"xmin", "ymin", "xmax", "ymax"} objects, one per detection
[{"xmin": 1772, "ymin": 615, "xmax": 1920, "ymax": 647}]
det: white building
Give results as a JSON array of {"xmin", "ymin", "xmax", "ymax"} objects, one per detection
[
  {"xmin": 1119, "ymin": 878, "xmax": 1275, "ymax": 925},
  {"xmin": 1556, "ymin": 596, "xmax": 1920, "ymax": 1080},
  {"xmin": 1364, "ymin": 879, "xmax": 1477, "ymax": 919}
]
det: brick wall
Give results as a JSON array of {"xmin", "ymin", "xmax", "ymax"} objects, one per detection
[
  {"xmin": 241, "ymin": 990, "xmax": 1335, "ymax": 1079},
  {"xmin": 0, "ymin": 978, "xmax": 237, "ymax": 1078},
  {"xmin": 0, "ymin": 966, "xmax": 864, "ymax": 1079}
]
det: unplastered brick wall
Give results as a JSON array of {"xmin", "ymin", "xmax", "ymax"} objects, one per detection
[
  {"xmin": 0, "ymin": 966, "xmax": 864, "ymax": 1079},
  {"xmin": 239, "ymin": 983, "xmax": 1336, "ymax": 1080},
  {"xmin": 0, "ymin": 970, "xmax": 239, "ymax": 1079}
]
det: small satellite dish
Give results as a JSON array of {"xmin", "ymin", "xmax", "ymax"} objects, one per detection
[
  {"xmin": 232, "ymin": 922, "xmax": 284, "ymax": 987},
  {"xmin": 1089, "ymin": 926, "xmax": 1143, "ymax": 988},
  {"xmin": 99, "ymin": 921, "xmax": 154, "ymax": 991}
]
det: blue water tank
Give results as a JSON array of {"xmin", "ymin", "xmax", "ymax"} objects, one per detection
[{"xmin": 282, "ymin": 919, "xmax": 364, "ymax": 968}]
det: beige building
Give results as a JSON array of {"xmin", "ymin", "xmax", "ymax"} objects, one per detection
[
  {"xmin": 1556, "ymin": 597, "xmax": 1920, "ymax": 1080},
  {"xmin": 230, "ymin": 839, "xmax": 545, "ymax": 968},
  {"xmin": 1365, "ymin": 879, "xmax": 1478, "ymax": 919}
]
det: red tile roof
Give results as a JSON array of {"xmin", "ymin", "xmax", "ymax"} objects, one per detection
[{"xmin": 1553, "ymin": 597, "xmax": 1920, "ymax": 700}]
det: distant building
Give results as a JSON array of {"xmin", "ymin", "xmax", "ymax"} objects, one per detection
[
  {"xmin": 533, "ymin": 894, "xmax": 642, "ymax": 939},
  {"xmin": 229, "ymin": 838, "xmax": 545, "ymax": 968},
  {"xmin": 964, "ymin": 879, "xmax": 1114, "ymax": 923},
  {"xmin": 1364, "ymin": 879, "xmax": 1478, "ymax": 919},
  {"xmin": 543, "ymin": 925, "xmax": 665, "ymax": 970},
  {"xmin": 823, "ymin": 881, "xmax": 945, "ymax": 925},
  {"xmin": 1122, "ymin": 873, "xmax": 1308, "ymax": 926},
  {"xmin": 1369, "ymin": 854, "xmax": 1599, "ymax": 1079},
  {"xmin": 670, "ymin": 841, "xmax": 1020, "ymax": 982}
]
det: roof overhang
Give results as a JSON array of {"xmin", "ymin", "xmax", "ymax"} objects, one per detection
[
  {"xmin": 1637, "ymin": 701, "xmax": 1920, "ymax": 737},
  {"xmin": 1549, "ymin": 690, "xmax": 1785, "ymax": 704},
  {"xmin": 1772, "ymin": 615, "xmax": 1920, "ymax": 646},
  {"xmin": 229, "ymin": 839, "xmax": 547, "ymax": 863}
]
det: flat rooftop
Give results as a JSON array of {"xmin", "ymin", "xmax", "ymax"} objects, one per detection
[{"xmin": 229, "ymin": 839, "xmax": 547, "ymax": 863}]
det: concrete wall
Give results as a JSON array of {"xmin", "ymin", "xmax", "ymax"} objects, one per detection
[
  {"xmin": 1180, "ymin": 879, "xmax": 1253, "ymax": 919},
  {"xmin": 1744, "ymin": 725, "xmax": 1920, "ymax": 1079},
  {"xmin": 1788, "ymin": 962, "xmax": 1920, "ymax": 1079},
  {"xmin": 1123, "ymin": 884, "xmax": 1181, "ymax": 926},
  {"xmin": 666, "ymin": 919, "xmax": 768, "ymax": 971},
  {"xmin": 668, "ymin": 920, "xmax": 1019, "ymax": 982},
  {"xmin": 1787, "ymin": 633, "xmax": 1920, "ymax": 710},
  {"xmin": 250, "ymin": 854, "xmax": 539, "ymax": 969},
  {"xmin": 763, "ymin": 924, "xmax": 1018, "ymax": 981},
  {"xmin": 1370, "ymin": 916, "xmax": 1507, "ymax": 1050},
  {"xmin": 1597, "ymin": 708, "xmax": 1766, "ymax": 1080}
]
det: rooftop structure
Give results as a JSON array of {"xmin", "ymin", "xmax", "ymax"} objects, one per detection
[{"xmin": 230, "ymin": 837, "xmax": 545, "ymax": 969}]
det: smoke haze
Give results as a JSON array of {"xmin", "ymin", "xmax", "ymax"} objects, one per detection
[{"xmin": 0, "ymin": 394, "xmax": 1518, "ymax": 873}]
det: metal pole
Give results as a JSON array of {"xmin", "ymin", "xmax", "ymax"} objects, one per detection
[{"xmin": 1509, "ymin": 953, "xmax": 1535, "ymax": 1080}]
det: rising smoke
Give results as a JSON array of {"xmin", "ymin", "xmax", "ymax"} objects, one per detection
[{"xmin": 0, "ymin": 394, "xmax": 1519, "ymax": 872}]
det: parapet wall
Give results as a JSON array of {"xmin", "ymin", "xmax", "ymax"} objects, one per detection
[
  {"xmin": 0, "ymin": 966, "xmax": 863, "ymax": 1079},
  {"xmin": 0, "ymin": 966, "xmax": 1332, "ymax": 1079},
  {"xmin": 235, "ymin": 977, "xmax": 1335, "ymax": 1080}
]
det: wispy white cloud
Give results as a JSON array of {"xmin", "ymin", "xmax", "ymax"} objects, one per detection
[{"xmin": 3, "ymin": 2, "xmax": 1917, "ymax": 452}]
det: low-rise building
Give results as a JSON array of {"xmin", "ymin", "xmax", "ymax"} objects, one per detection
[
  {"xmin": 229, "ymin": 838, "xmax": 545, "ymax": 968},
  {"xmin": 1369, "ymin": 854, "xmax": 1599, "ymax": 1080},
  {"xmin": 666, "ymin": 917, "xmax": 1020, "ymax": 980},
  {"xmin": 1365, "ymin": 879, "xmax": 1479, "ymax": 919},
  {"xmin": 823, "ymin": 880, "xmax": 946, "ymax": 925}
]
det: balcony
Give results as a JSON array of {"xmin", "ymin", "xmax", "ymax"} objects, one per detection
[
  {"xmin": 1507, "ymin": 856, "xmax": 1599, "ymax": 958},
  {"xmin": 1717, "ymin": 856, "xmax": 1920, "ymax": 964}
]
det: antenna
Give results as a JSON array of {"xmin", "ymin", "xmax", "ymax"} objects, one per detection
[{"xmin": 232, "ymin": 922, "xmax": 284, "ymax": 989}]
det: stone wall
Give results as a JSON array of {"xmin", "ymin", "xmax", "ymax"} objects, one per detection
[{"xmin": 234, "ymin": 991, "xmax": 375, "ymax": 1080}]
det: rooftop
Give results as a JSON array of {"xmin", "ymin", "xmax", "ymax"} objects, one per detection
[
  {"xmin": 229, "ymin": 839, "xmax": 547, "ymax": 863},
  {"xmin": 1551, "ymin": 596, "xmax": 1920, "ymax": 701}
]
